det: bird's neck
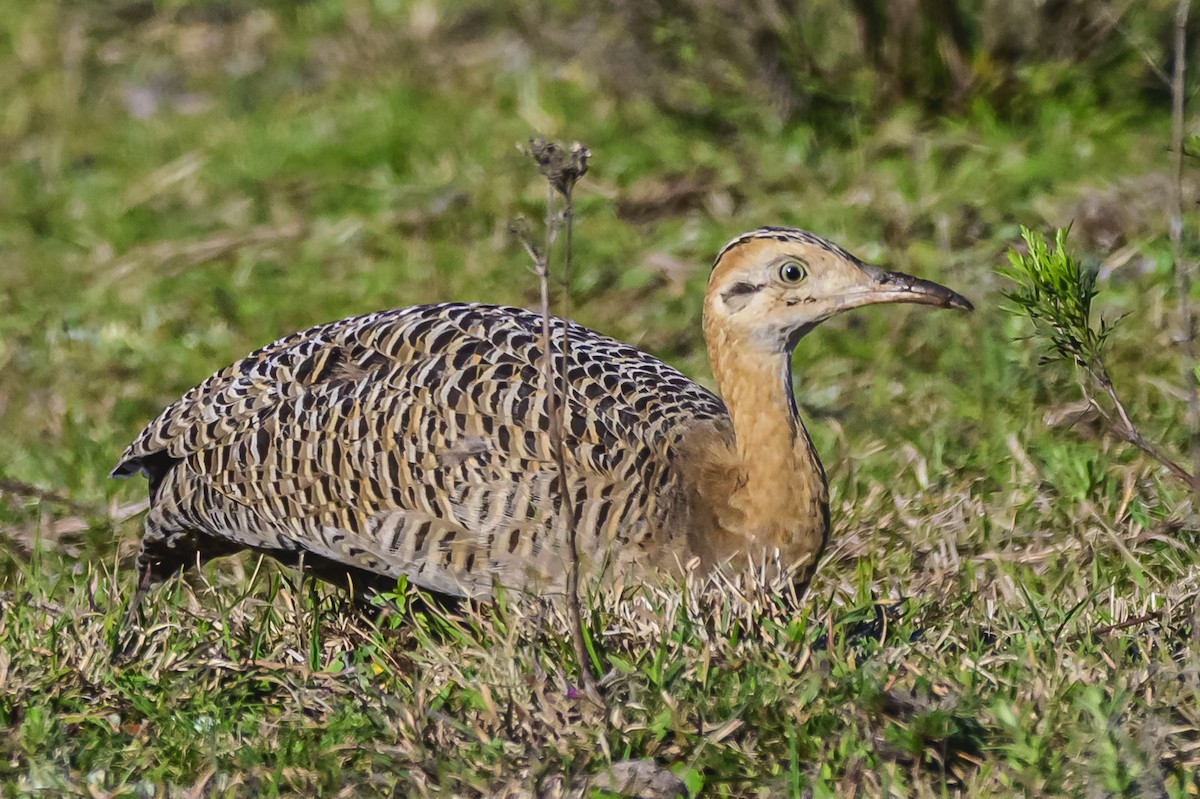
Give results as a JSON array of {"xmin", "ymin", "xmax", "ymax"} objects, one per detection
[
  {"xmin": 714, "ymin": 346, "xmax": 826, "ymax": 524},
  {"xmin": 694, "ymin": 321, "xmax": 830, "ymax": 578}
]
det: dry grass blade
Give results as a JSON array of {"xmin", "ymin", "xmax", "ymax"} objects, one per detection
[
  {"xmin": 577, "ymin": 759, "xmax": 686, "ymax": 799},
  {"xmin": 0, "ymin": 478, "xmax": 96, "ymax": 516},
  {"xmin": 99, "ymin": 221, "xmax": 307, "ymax": 285}
]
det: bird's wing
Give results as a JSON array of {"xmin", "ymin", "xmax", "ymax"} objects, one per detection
[{"xmin": 117, "ymin": 303, "xmax": 725, "ymax": 597}]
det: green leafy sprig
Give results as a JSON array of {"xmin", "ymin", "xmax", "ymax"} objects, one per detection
[
  {"xmin": 1002, "ymin": 226, "xmax": 1195, "ymax": 489},
  {"xmin": 1002, "ymin": 226, "xmax": 1114, "ymax": 368}
]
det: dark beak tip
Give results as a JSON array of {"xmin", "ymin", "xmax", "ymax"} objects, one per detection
[
  {"xmin": 949, "ymin": 294, "xmax": 974, "ymax": 312},
  {"xmin": 874, "ymin": 266, "xmax": 972, "ymax": 313}
]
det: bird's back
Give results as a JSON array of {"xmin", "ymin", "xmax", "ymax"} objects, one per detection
[{"xmin": 114, "ymin": 303, "xmax": 729, "ymax": 597}]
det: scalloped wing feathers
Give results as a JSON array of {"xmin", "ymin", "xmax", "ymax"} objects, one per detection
[{"xmin": 116, "ymin": 303, "xmax": 728, "ymax": 598}]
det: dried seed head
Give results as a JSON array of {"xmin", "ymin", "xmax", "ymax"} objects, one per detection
[{"xmin": 526, "ymin": 137, "xmax": 591, "ymax": 198}]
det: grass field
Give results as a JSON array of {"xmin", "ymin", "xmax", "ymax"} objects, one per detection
[{"xmin": 1, "ymin": 2, "xmax": 1199, "ymax": 796}]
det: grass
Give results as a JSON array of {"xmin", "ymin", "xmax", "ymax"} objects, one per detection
[{"xmin": 1, "ymin": 1, "xmax": 1199, "ymax": 796}]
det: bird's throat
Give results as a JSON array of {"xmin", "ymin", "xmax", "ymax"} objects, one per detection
[{"xmin": 706, "ymin": 339, "xmax": 830, "ymax": 573}]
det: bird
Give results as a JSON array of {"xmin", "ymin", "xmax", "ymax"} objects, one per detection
[{"xmin": 112, "ymin": 227, "xmax": 971, "ymax": 602}]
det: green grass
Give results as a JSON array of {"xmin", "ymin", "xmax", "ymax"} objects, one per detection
[{"xmin": 1, "ymin": 2, "xmax": 1199, "ymax": 796}]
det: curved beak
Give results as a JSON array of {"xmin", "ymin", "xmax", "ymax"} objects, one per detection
[{"xmin": 833, "ymin": 263, "xmax": 974, "ymax": 313}]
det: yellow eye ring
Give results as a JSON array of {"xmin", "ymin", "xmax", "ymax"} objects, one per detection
[{"xmin": 779, "ymin": 261, "xmax": 807, "ymax": 283}]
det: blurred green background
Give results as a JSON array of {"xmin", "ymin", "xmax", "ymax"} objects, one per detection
[
  {"xmin": 0, "ymin": 0, "xmax": 1192, "ymax": 507},
  {"xmin": 1, "ymin": 1, "xmax": 1199, "ymax": 796}
]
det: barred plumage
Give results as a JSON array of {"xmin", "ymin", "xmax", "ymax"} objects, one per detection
[
  {"xmin": 114, "ymin": 228, "xmax": 971, "ymax": 600},
  {"xmin": 115, "ymin": 303, "xmax": 727, "ymax": 597}
]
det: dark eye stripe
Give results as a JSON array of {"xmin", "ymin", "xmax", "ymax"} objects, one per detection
[{"xmin": 721, "ymin": 281, "xmax": 761, "ymax": 303}]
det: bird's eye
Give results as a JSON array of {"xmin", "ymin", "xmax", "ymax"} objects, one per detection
[{"xmin": 778, "ymin": 261, "xmax": 807, "ymax": 284}]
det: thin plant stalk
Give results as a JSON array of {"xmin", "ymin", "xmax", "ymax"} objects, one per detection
[
  {"xmin": 1170, "ymin": 0, "xmax": 1198, "ymax": 496},
  {"xmin": 553, "ymin": 184, "xmax": 593, "ymax": 696},
  {"xmin": 1085, "ymin": 364, "xmax": 1195, "ymax": 486},
  {"xmin": 523, "ymin": 138, "xmax": 598, "ymax": 698}
]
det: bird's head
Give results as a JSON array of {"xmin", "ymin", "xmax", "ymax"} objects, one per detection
[{"xmin": 704, "ymin": 227, "xmax": 973, "ymax": 354}]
